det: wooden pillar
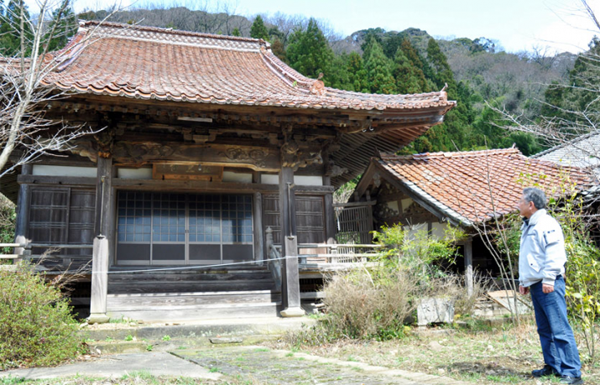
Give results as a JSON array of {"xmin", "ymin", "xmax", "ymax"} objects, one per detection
[
  {"xmin": 88, "ymin": 235, "xmax": 110, "ymax": 323},
  {"xmin": 253, "ymin": 192, "xmax": 264, "ymax": 264},
  {"xmin": 90, "ymin": 157, "xmax": 113, "ymax": 323},
  {"xmin": 324, "ymin": 193, "xmax": 336, "ymax": 244},
  {"xmin": 279, "ymin": 167, "xmax": 303, "ymax": 317},
  {"xmin": 280, "ymin": 235, "xmax": 304, "ymax": 317},
  {"xmin": 279, "ymin": 167, "xmax": 296, "ymax": 239},
  {"xmin": 95, "ymin": 157, "xmax": 113, "ymax": 237},
  {"xmin": 14, "ymin": 164, "xmax": 32, "ymax": 259},
  {"xmin": 464, "ymin": 238, "xmax": 473, "ymax": 297}
]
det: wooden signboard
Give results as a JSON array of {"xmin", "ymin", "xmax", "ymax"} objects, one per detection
[{"xmin": 152, "ymin": 163, "xmax": 223, "ymax": 181}]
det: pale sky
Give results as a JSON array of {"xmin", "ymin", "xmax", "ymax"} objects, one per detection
[{"xmin": 30, "ymin": 0, "xmax": 600, "ymax": 54}]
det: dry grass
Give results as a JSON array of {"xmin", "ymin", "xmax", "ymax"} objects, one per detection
[
  {"xmin": 322, "ymin": 268, "xmax": 418, "ymax": 338},
  {"xmin": 272, "ymin": 317, "xmax": 600, "ymax": 384}
]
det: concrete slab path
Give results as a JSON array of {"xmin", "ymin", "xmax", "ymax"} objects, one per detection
[
  {"xmin": 0, "ymin": 352, "xmax": 221, "ymax": 381},
  {"xmin": 1, "ymin": 345, "xmax": 468, "ymax": 384}
]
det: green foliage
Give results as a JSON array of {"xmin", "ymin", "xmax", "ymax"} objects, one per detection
[
  {"xmin": 44, "ymin": 0, "xmax": 78, "ymax": 52},
  {"xmin": 372, "ymin": 223, "xmax": 465, "ymax": 282},
  {"xmin": 0, "ymin": 0, "xmax": 33, "ymax": 56},
  {"xmin": 541, "ymin": 37, "xmax": 600, "ymax": 132},
  {"xmin": 0, "ymin": 262, "xmax": 83, "ymax": 369},
  {"xmin": 231, "ymin": 27, "xmax": 240, "ymax": 37},
  {"xmin": 0, "ymin": 195, "xmax": 15, "ymax": 256},
  {"xmin": 363, "ymin": 37, "xmax": 396, "ymax": 94},
  {"xmin": 270, "ymin": 38, "xmax": 286, "ymax": 62},
  {"xmin": 289, "ymin": 223, "xmax": 468, "ymax": 345},
  {"xmin": 286, "ymin": 18, "xmax": 334, "ymax": 82},
  {"xmin": 249, "ymin": 15, "xmax": 269, "ymax": 41}
]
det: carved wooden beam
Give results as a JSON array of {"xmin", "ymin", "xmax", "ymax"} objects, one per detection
[{"xmin": 102, "ymin": 142, "xmax": 282, "ymax": 171}]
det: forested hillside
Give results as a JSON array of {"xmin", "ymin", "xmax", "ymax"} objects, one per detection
[{"xmin": 1, "ymin": 3, "xmax": 584, "ymax": 155}]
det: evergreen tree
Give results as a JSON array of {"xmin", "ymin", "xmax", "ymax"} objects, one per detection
[
  {"xmin": 286, "ymin": 18, "xmax": 334, "ymax": 81},
  {"xmin": 542, "ymin": 37, "xmax": 600, "ymax": 127},
  {"xmin": 231, "ymin": 27, "xmax": 241, "ymax": 37},
  {"xmin": 270, "ymin": 38, "xmax": 287, "ymax": 62},
  {"xmin": 327, "ymin": 53, "xmax": 353, "ymax": 91},
  {"xmin": 363, "ymin": 36, "xmax": 395, "ymax": 94},
  {"xmin": 393, "ymin": 46, "xmax": 428, "ymax": 94},
  {"xmin": 250, "ymin": 15, "xmax": 269, "ymax": 40},
  {"xmin": 45, "ymin": 0, "xmax": 77, "ymax": 52},
  {"xmin": 346, "ymin": 51, "xmax": 369, "ymax": 93},
  {"xmin": 426, "ymin": 38, "xmax": 456, "ymax": 94},
  {"xmin": 0, "ymin": 0, "xmax": 33, "ymax": 56}
]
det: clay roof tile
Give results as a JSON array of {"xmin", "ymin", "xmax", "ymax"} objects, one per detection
[
  {"xmin": 40, "ymin": 21, "xmax": 457, "ymax": 112},
  {"xmin": 376, "ymin": 148, "xmax": 594, "ymax": 225}
]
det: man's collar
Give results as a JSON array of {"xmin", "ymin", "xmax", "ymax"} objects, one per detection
[{"xmin": 524, "ymin": 209, "xmax": 546, "ymax": 226}]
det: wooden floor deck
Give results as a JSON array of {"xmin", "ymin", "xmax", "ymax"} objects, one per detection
[{"xmin": 106, "ymin": 266, "xmax": 281, "ymax": 322}]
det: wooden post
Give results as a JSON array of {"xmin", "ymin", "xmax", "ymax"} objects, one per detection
[
  {"xmin": 14, "ymin": 164, "xmax": 32, "ymax": 260},
  {"xmin": 265, "ymin": 227, "xmax": 273, "ymax": 253},
  {"xmin": 253, "ymin": 192, "xmax": 264, "ymax": 265},
  {"xmin": 279, "ymin": 167, "xmax": 296, "ymax": 240},
  {"xmin": 95, "ymin": 157, "xmax": 115, "ymax": 267},
  {"xmin": 279, "ymin": 167, "xmax": 303, "ymax": 317},
  {"xmin": 95, "ymin": 157, "xmax": 113, "ymax": 237},
  {"xmin": 88, "ymin": 235, "xmax": 110, "ymax": 324},
  {"xmin": 324, "ymin": 193, "xmax": 336, "ymax": 244},
  {"xmin": 465, "ymin": 238, "xmax": 473, "ymax": 297},
  {"xmin": 280, "ymin": 235, "xmax": 304, "ymax": 317}
]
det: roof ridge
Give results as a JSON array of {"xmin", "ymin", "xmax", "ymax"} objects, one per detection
[
  {"xmin": 532, "ymin": 130, "xmax": 600, "ymax": 158},
  {"xmin": 379, "ymin": 148, "xmax": 521, "ymax": 162},
  {"xmin": 79, "ymin": 20, "xmax": 264, "ymax": 45}
]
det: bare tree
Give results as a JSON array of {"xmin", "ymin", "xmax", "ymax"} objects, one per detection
[{"xmin": 0, "ymin": 0, "xmax": 119, "ymax": 179}]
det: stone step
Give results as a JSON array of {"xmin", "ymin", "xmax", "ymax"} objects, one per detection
[{"xmin": 107, "ymin": 301, "xmax": 281, "ymax": 322}]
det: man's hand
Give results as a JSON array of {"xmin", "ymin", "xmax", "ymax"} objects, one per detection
[
  {"xmin": 542, "ymin": 284, "xmax": 554, "ymax": 294},
  {"xmin": 519, "ymin": 285, "xmax": 529, "ymax": 295}
]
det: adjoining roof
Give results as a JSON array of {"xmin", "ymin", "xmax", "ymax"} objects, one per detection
[
  {"xmin": 42, "ymin": 21, "xmax": 456, "ymax": 112},
  {"xmin": 361, "ymin": 148, "xmax": 594, "ymax": 227},
  {"xmin": 533, "ymin": 131, "xmax": 600, "ymax": 177}
]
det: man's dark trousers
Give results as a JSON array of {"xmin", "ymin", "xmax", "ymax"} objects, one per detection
[{"xmin": 530, "ymin": 276, "xmax": 581, "ymax": 378}]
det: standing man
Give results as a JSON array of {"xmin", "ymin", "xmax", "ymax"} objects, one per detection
[{"xmin": 517, "ymin": 187, "xmax": 583, "ymax": 385}]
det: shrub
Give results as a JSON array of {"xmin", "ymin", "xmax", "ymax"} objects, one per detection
[
  {"xmin": 0, "ymin": 194, "xmax": 15, "ymax": 257},
  {"xmin": 304, "ymin": 223, "xmax": 470, "ymax": 342},
  {"xmin": 0, "ymin": 262, "xmax": 83, "ymax": 369},
  {"xmin": 322, "ymin": 267, "xmax": 417, "ymax": 339}
]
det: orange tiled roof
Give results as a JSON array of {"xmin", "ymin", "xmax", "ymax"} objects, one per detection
[
  {"xmin": 41, "ymin": 21, "xmax": 456, "ymax": 111},
  {"xmin": 376, "ymin": 148, "xmax": 594, "ymax": 225}
]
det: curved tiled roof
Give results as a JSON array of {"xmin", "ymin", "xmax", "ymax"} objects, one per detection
[
  {"xmin": 42, "ymin": 21, "xmax": 455, "ymax": 112},
  {"xmin": 376, "ymin": 148, "xmax": 594, "ymax": 226}
]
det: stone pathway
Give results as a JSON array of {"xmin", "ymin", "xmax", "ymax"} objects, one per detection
[
  {"xmin": 174, "ymin": 345, "xmax": 467, "ymax": 384},
  {"xmin": 1, "ymin": 345, "xmax": 467, "ymax": 384}
]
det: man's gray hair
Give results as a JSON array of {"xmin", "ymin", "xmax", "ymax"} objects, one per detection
[{"xmin": 523, "ymin": 187, "xmax": 546, "ymax": 210}]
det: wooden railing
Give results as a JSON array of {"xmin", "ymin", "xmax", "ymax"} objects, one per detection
[
  {"xmin": 296, "ymin": 243, "xmax": 382, "ymax": 265},
  {"xmin": 0, "ymin": 242, "xmax": 29, "ymax": 261}
]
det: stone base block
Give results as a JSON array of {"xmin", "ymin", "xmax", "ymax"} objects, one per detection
[{"xmin": 280, "ymin": 307, "xmax": 305, "ymax": 317}]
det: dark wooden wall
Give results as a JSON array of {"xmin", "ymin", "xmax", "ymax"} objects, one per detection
[
  {"xmin": 262, "ymin": 194, "xmax": 326, "ymax": 246},
  {"xmin": 27, "ymin": 186, "xmax": 96, "ymax": 270}
]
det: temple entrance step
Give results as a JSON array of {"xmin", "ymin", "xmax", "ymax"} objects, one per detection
[
  {"xmin": 106, "ymin": 290, "xmax": 282, "ymax": 322},
  {"xmin": 108, "ymin": 279, "xmax": 277, "ymax": 294},
  {"xmin": 107, "ymin": 266, "xmax": 277, "ymax": 295}
]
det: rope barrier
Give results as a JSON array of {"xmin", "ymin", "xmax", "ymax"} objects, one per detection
[{"xmin": 96, "ymin": 254, "xmax": 295, "ymax": 275}]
